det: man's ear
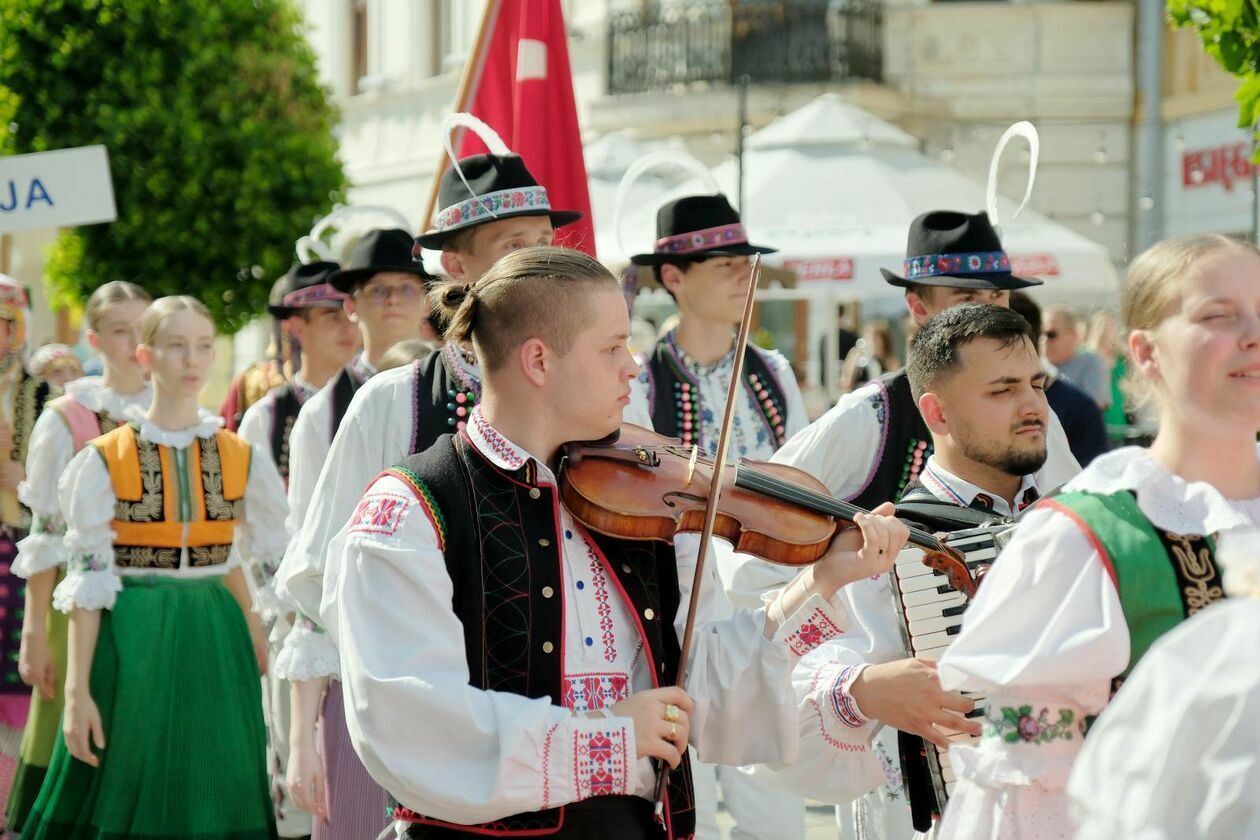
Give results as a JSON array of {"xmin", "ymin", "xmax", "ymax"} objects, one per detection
[
  {"xmin": 343, "ymin": 296, "xmax": 359, "ymax": 325},
  {"xmin": 918, "ymin": 391, "xmax": 948, "ymax": 435},
  {"xmin": 905, "ymin": 290, "xmax": 931, "ymax": 326},
  {"xmin": 518, "ymin": 337, "xmax": 548, "ymax": 388},
  {"xmin": 659, "ymin": 263, "xmax": 684, "ymax": 298},
  {"xmin": 441, "ymin": 249, "xmax": 466, "ymax": 282}
]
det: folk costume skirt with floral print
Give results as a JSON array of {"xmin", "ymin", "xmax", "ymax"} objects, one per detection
[{"xmin": 23, "ymin": 575, "xmax": 278, "ymax": 839}]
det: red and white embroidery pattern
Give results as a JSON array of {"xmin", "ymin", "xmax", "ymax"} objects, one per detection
[
  {"xmin": 573, "ymin": 727, "xmax": 630, "ymax": 799},
  {"xmin": 348, "ymin": 491, "xmax": 412, "ymax": 537},
  {"xmin": 784, "ymin": 607, "xmax": 843, "ymax": 656},
  {"xmin": 541, "ymin": 724, "xmax": 559, "ymax": 809},
  {"xmin": 469, "ymin": 407, "xmax": 526, "ymax": 469},
  {"xmin": 563, "ymin": 672, "xmax": 631, "ymax": 714},
  {"xmin": 807, "ymin": 665, "xmax": 869, "ymax": 754},
  {"xmin": 585, "ymin": 544, "xmax": 617, "ymax": 663}
]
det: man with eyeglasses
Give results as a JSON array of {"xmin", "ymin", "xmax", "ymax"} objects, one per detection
[{"xmin": 268, "ymin": 226, "xmax": 431, "ymax": 838}]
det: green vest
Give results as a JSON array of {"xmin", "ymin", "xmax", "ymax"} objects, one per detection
[{"xmin": 1044, "ymin": 490, "xmax": 1225, "ymax": 678}]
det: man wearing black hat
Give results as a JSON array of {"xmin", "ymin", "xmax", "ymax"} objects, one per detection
[
  {"xmin": 621, "ymin": 193, "xmax": 812, "ymax": 840},
  {"xmin": 274, "ymin": 155, "xmax": 585, "ymax": 834},
  {"xmin": 625, "ymin": 194, "xmax": 807, "ymax": 462},
  {"xmin": 237, "ymin": 260, "xmax": 357, "ymax": 839},
  {"xmin": 273, "ymin": 227, "xmax": 430, "ymax": 839},
  {"xmin": 717, "ymin": 211, "xmax": 1081, "ymax": 840}
]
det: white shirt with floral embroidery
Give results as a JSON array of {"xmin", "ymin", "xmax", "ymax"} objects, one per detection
[
  {"xmin": 319, "ymin": 405, "xmax": 854, "ymax": 827},
  {"xmin": 936, "ymin": 447, "xmax": 1260, "ymax": 840},
  {"xmin": 13, "ymin": 377, "xmax": 152, "ymax": 578},
  {"xmin": 52, "ymin": 409, "xmax": 289, "ymax": 612}
]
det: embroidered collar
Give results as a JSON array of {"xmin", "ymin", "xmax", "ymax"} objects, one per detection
[
  {"xmin": 1064, "ymin": 446, "xmax": 1260, "ymax": 535},
  {"xmin": 466, "ymin": 405, "xmax": 554, "ymax": 482},
  {"xmin": 442, "ymin": 342, "xmax": 482, "ymax": 398},
  {"xmin": 291, "ymin": 375, "xmax": 319, "ymax": 404},
  {"xmin": 123, "ymin": 404, "xmax": 225, "ymax": 448},
  {"xmin": 65, "ymin": 376, "xmax": 152, "ymax": 418},
  {"xmin": 664, "ymin": 329, "xmax": 737, "ymax": 379},
  {"xmin": 920, "ymin": 455, "xmax": 1040, "ymax": 517}
]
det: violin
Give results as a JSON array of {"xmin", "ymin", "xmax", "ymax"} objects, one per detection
[{"xmin": 560, "ymin": 424, "xmax": 978, "ymax": 600}]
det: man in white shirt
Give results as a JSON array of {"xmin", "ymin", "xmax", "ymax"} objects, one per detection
[{"xmin": 739, "ymin": 302, "xmax": 1055, "ymax": 839}]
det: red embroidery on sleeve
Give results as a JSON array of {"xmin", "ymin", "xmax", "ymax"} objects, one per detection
[
  {"xmin": 573, "ymin": 727, "xmax": 630, "ymax": 800},
  {"xmin": 348, "ymin": 491, "xmax": 412, "ymax": 537},
  {"xmin": 785, "ymin": 607, "xmax": 844, "ymax": 656}
]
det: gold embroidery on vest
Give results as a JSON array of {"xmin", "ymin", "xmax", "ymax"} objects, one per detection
[
  {"xmin": 97, "ymin": 412, "xmax": 120, "ymax": 435},
  {"xmin": 200, "ymin": 436, "xmax": 241, "ymax": 521},
  {"xmin": 1165, "ymin": 532, "xmax": 1224, "ymax": 615},
  {"xmin": 114, "ymin": 437, "xmax": 164, "ymax": 523},
  {"xmin": 11, "ymin": 375, "xmax": 40, "ymax": 464},
  {"xmin": 115, "ymin": 545, "xmax": 180, "ymax": 569},
  {"xmin": 189, "ymin": 544, "xmax": 232, "ymax": 568}
]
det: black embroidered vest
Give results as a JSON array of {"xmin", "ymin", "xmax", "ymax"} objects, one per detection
[
  {"xmin": 390, "ymin": 434, "xmax": 695, "ymax": 839},
  {"xmin": 407, "ymin": 348, "xmax": 481, "ymax": 457},
  {"xmin": 10, "ymin": 372, "xmax": 55, "ymax": 528},
  {"xmin": 644, "ymin": 339, "xmax": 789, "ymax": 452},
  {"xmin": 846, "ymin": 370, "xmax": 932, "ymax": 511},
  {"xmin": 267, "ymin": 383, "xmax": 304, "ymax": 485},
  {"xmin": 328, "ymin": 363, "xmax": 368, "ymax": 440}
]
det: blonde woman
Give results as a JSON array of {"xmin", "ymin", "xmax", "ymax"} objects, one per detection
[
  {"xmin": 936, "ymin": 234, "xmax": 1260, "ymax": 838},
  {"xmin": 23, "ymin": 297, "xmax": 287, "ymax": 839},
  {"xmin": 9, "ymin": 281, "xmax": 152, "ymax": 834}
]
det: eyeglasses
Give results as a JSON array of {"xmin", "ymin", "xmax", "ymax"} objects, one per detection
[
  {"xmin": 1043, "ymin": 330, "xmax": 1059, "ymax": 340},
  {"xmin": 355, "ymin": 282, "xmax": 424, "ymax": 306}
]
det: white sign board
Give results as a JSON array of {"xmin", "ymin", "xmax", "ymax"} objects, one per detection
[
  {"xmin": 1164, "ymin": 109, "xmax": 1253, "ymax": 238},
  {"xmin": 0, "ymin": 145, "xmax": 116, "ymax": 234}
]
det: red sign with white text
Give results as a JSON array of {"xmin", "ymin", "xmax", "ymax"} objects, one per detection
[
  {"xmin": 1182, "ymin": 142, "xmax": 1254, "ymax": 192},
  {"xmin": 1010, "ymin": 253, "xmax": 1060, "ymax": 277},
  {"xmin": 784, "ymin": 257, "xmax": 854, "ymax": 282}
]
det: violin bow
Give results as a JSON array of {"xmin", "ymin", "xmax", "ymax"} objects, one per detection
[{"xmin": 653, "ymin": 253, "xmax": 762, "ymax": 812}]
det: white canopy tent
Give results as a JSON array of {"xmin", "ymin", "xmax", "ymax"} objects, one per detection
[{"xmin": 598, "ymin": 94, "xmax": 1121, "ymax": 305}]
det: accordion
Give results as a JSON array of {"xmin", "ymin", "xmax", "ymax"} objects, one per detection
[{"xmin": 889, "ymin": 519, "xmax": 1019, "ymax": 829}]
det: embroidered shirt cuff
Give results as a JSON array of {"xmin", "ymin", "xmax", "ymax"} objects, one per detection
[
  {"xmin": 274, "ymin": 614, "xmax": 341, "ymax": 681},
  {"xmin": 53, "ymin": 566, "xmax": 121, "ymax": 612},
  {"xmin": 13, "ymin": 531, "xmax": 66, "ymax": 578},
  {"xmin": 829, "ymin": 663, "xmax": 870, "ymax": 728},
  {"xmin": 804, "ymin": 661, "xmax": 876, "ymax": 757},
  {"xmin": 543, "ymin": 715, "xmax": 636, "ymax": 808},
  {"xmin": 771, "ymin": 592, "xmax": 848, "ymax": 658}
]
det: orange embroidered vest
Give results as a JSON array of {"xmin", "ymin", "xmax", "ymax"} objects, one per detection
[{"xmin": 93, "ymin": 424, "xmax": 251, "ymax": 570}]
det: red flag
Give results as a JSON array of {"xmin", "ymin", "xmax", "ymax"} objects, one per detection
[{"xmin": 456, "ymin": 0, "xmax": 596, "ymax": 255}]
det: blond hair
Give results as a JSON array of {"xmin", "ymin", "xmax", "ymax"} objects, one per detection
[
  {"xmin": 1122, "ymin": 234, "xmax": 1260, "ymax": 408},
  {"xmin": 139, "ymin": 296, "xmax": 214, "ymax": 346},
  {"xmin": 430, "ymin": 246, "xmax": 617, "ymax": 372},
  {"xmin": 85, "ymin": 281, "xmax": 151, "ymax": 332}
]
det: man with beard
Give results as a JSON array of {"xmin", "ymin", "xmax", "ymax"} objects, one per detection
[{"xmin": 751, "ymin": 304, "xmax": 1049, "ymax": 839}]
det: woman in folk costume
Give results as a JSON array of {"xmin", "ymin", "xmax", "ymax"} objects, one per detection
[
  {"xmin": 934, "ymin": 233, "xmax": 1260, "ymax": 839},
  {"xmin": 23, "ymin": 296, "xmax": 288, "ymax": 839},
  {"xmin": 8, "ymin": 281, "xmax": 152, "ymax": 833},
  {"xmin": 0, "ymin": 275, "xmax": 58, "ymax": 806},
  {"xmin": 1067, "ymin": 528, "xmax": 1260, "ymax": 839}
]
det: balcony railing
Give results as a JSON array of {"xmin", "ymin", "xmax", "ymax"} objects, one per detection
[{"xmin": 607, "ymin": 0, "xmax": 884, "ymax": 95}]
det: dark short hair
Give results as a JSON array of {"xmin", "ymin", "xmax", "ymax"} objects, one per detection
[
  {"xmin": 906, "ymin": 302, "xmax": 1037, "ymax": 403},
  {"xmin": 652, "ymin": 256, "xmax": 713, "ymax": 300},
  {"xmin": 1007, "ymin": 291, "xmax": 1042, "ymax": 337}
]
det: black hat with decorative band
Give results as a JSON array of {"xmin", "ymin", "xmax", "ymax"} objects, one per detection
[
  {"xmin": 629, "ymin": 194, "xmax": 777, "ymax": 267},
  {"xmin": 328, "ymin": 228, "xmax": 430, "ymax": 293},
  {"xmin": 414, "ymin": 114, "xmax": 581, "ymax": 252},
  {"xmin": 268, "ymin": 261, "xmax": 345, "ymax": 319},
  {"xmin": 880, "ymin": 210, "xmax": 1042, "ymax": 291}
]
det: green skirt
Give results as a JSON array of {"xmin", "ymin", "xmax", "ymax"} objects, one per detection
[
  {"xmin": 23, "ymin": 575, "xmax": 278, "ymax": 840},
  {"xmin": 5, "ymin": 569, "xmax": 68, "ymax": 834}
]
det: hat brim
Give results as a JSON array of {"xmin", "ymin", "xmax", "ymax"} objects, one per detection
[
  {"xmin": 415, "ymin": 208, "xmax": 584, "ymax": 250},
  {"xmin": 629, "ymin": 242, "xmax": 778, "ymax": 267},
  {"xmin": 880, "ymin": 268, "xmax": 1044, "ymax": 291},
  {"xmin": 267, "ymin": 299, "xmax": 344, "ymax": 319},
  {"xmin": 328, "ymin": 264, "xmax": 430, "ymax": 294}
]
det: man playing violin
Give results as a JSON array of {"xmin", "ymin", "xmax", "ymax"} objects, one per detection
[
  {"xmin": 317, "ymin": 246, "xmax": 910, "ymax": 840},
  {"xmin": 742, "ymin": 303, "xmax": 1048, "ymax": 839}
]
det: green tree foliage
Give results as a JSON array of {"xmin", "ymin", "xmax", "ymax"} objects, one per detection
[
  {"xmin": 1169, "ymin": 0, "xmax": 1260, "ymax": 128},
  {"xmin": 0, "ymin": 0, "xmax": 346, "ymax": 331}
]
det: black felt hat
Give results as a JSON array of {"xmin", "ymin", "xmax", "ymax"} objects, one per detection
[
  {"xmin": 268, "ymin": 261, "xmax": 344, "ymax": 318},
  {"xmin": 881, "ymin": 211, "xmax": 1042, "ymax": 290},
  {"xmin": 629, "ymin": 194, "xmax": 776, "ymax": 266},
  {"xmin": 414, "ymin": 154, "xmax": 582, "ymax": 250},
  {"xmin": 328, "ymin": 229, "xmax": 430, "ymax": 293}
]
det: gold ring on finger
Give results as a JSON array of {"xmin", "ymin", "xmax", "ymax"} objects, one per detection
[{"xmin": 664, "ymin": 704, "xmax": 680, "ymax": 723}]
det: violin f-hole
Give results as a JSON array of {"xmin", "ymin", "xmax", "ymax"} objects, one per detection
[{"xmin": 662, "ymin": 490, "xmax": 709, "ymax": 509}]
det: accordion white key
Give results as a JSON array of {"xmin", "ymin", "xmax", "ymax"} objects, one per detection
[{"xmin": 890, "ymin": 522, "xmax": 1017, "ymax": 815}]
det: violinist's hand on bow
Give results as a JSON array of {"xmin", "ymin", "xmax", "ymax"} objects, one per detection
[{"xmin": 809, "ymin": 502, "xmax": 907, "ymax": 600}]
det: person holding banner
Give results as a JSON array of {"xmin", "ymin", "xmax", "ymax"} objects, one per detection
[{"xmin": 8, "ymin": 281, "xmax": 152, "ymax": 834}]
